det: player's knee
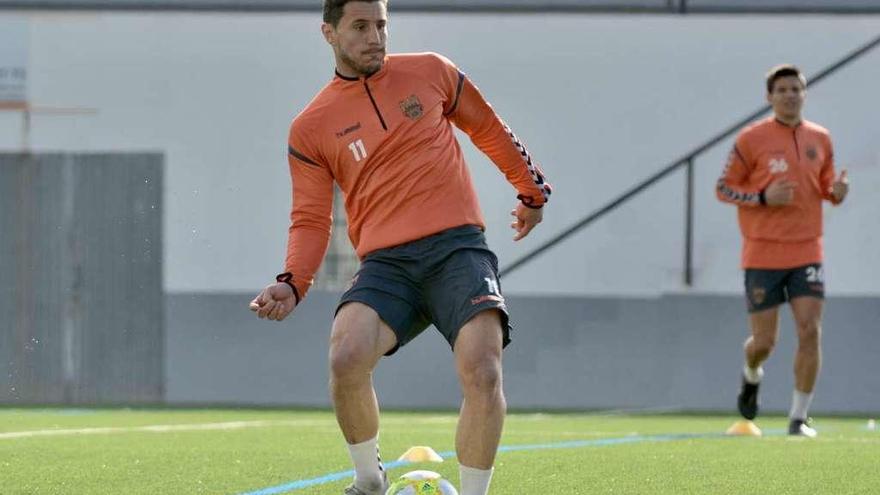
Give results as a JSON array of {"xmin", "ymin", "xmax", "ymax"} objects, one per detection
[
  {"xmin": 458, "ymin": 359, "xmax": 502, "ymax": 396},
  {"xmin": 328, "ymin": 341, "xmax": 374, "ymax": 380},
  {"xmin": 797, "ymin": 322, "xmax": 821, "ymax": 349}
]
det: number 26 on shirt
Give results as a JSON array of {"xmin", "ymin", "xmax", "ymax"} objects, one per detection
[{"xmin": 348, "ymin": 139, "xmax": 367, "ymax": 162}]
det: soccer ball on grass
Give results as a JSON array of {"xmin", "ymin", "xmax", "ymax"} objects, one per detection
[{"xmin": 385, "ymin": 470, "xmax": 458, "ymax": 495}]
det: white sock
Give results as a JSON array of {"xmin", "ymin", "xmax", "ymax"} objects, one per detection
[
  {"xmin": 743, "ymin": 364, "xmax": 764, "ymax": 384},
  {"xmin": 789, "ymin": 390, "xmax": 815, "ymax": 421},
  {"xmin": 347, "ymin": 436, "xmax": 385, "ymax": 491},
  {"xmin": 460, "ymin": 464, "xmax": 494, "ymax": 495}
]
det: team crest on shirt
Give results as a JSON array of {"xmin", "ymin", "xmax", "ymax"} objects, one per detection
[
  {"xmin": 806, "ymin": 146, "xmax": 818, "ymax": 161},
  {"xmin": 399, "ymin": 95, "xmax": 423, "ymax": 120}
]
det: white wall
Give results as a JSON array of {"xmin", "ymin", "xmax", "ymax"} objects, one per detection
[{"xmin": 1, "ymin": 12, "xmax": 878, "ymax": 296}]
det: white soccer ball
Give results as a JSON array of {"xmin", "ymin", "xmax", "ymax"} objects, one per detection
[{"xmin": 385, "ymin": 470, "xmax": 459, "ymax": 495}]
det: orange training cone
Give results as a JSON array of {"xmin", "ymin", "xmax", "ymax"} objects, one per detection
[
  {"xmin": 726, "ymin": 419, "xmax": 762, "ymax": 437},
  {"xmin": 397, "ymin": 446, "xmax": 444, "ymax": 463}
]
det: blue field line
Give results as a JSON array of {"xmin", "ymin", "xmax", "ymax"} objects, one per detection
[
  {"xmin": 236, "ymin": 430, "xmax": 753, "ymax": 495},
  {"xmin": 236, "ymin": 459, "xmax": 415, "ymax": 495}
]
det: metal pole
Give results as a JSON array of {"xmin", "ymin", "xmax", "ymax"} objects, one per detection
[
  {"xmin": 684, "ymin": 158, "xmax": 694, "ymax": 286},
  {"xmin": 21, "ymin": 106, "xmax": 31, "ymax": 152},
  {"xmin": 60, "ymin": 153, "xmax": 80, "ymax": 403}
]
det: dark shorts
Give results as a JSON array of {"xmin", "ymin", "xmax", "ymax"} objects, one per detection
[
  {"xmin": 338, "ymin": 225, "xmax": 511, "ymax": 355},
  {"xmin": 744, "ymin": 263, "xmax": 825, "ymax": 313}
]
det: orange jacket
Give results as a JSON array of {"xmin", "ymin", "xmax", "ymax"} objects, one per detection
[
  {"xmin": 284, "ymin": 52, "xmax": 551, "ymax": 300},
  {"xmin": 716, "ymin": 117, "xmax": 839, "ymax": 269}
]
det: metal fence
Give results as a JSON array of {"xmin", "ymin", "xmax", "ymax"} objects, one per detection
[
  {"xmin": 313, "ymin": 185, "xmax": 359, "ymax": 291},
  {"xmin": 0, "ymin": 153, "xmax": 163, "ymax": 405}
]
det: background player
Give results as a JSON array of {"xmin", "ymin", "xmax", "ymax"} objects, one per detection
[{"xmin": 716, "ymin": 64, "xmax": 849, "ymax": 437}]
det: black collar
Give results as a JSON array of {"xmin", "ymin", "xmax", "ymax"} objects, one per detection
[
  {"xmin": 334, "ymin": 60, "xmax": 386, "ymax": 82},
  {"xmin": 334, "ymin": 69, "xmax": 359, "ymax": 81},
  {"xmin": 774, "ymin": 117, "xmax": 802, "ymax": 129}
]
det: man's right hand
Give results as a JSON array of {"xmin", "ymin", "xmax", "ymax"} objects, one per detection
[
  {"xmin": 510, "ymin": 202, "xmax": 544, "ymax": 241},
  {"xmin": 249, "ymin": 282, "xmax": 297, "ymax": 321},
  {"xmin": 764, "ymin": 178, "xmax": 796, "ymax": 206}
]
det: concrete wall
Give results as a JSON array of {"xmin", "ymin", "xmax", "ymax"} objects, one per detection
[
  {"xmin": 166, "ymin": 292, "xmax": 880, "ymax": 414},
  {"xmin": 0, "ymin": 12, "xmax": 877, "ymax": 297}
]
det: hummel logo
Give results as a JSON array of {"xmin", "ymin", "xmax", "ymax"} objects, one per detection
[
  {"xmin": 335, "ymin": 122, "xmax": 362, "ymax": 138},
  {"xmin": 768, "ymin": 158, "xmax": 788, "ymax": 174}
]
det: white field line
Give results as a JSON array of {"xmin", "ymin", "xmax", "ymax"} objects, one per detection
[
  {"xmin": 0, "ymin": 415, "xmax": 462, "ymax": 440},
  {"xmin": 4, "ymin": 416, "xmax": 874, "ymax": 443},
  {"xmin": 0, "ymin": 420, "xmax": 324, "ymax": 440}
]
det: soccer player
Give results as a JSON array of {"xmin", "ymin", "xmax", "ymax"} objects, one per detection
[
  {"xmin": 716, "ymin": 64, "xmax": 849, "ymax": 437},
  {"xmin": 249, "ymin": 1, "xmax": 551, "ymax": 494}
]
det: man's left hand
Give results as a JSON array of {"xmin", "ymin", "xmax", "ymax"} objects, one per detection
[
  {"xmin": 832, "ymin": 169, "xmax": 849, "ymax": 203},
  {"xmin": 510, "ymin": 202, "xmax": 543, "ymax": 241}
]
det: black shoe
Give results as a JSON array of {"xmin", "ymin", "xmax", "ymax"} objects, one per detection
[
  {"xmin": 343, "ymin": 472, "xmax": 388, "ymax": 495},
  {"xmin": 737, "ymin": 376, "xmax": 760, "ymax": 420},
  {"xmin": 789, "ymin": 418, "xmax": 817, "ymax": 438}
]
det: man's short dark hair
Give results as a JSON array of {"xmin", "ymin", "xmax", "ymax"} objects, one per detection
[
  {"xmin": 766, "ymin": 64, "xmax": 807, "ymax": 93},
  {"xmin": 323, "ymin": 0, "xmax": 388, "ymax": 27}
]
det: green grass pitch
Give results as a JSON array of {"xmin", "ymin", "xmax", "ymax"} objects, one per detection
[{"xmin": 1, "ymin": 408, "xmax": 877, "ymax": 494}]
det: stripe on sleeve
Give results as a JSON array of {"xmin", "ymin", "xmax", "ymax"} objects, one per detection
[
  {"xmin": 716, "ymin": 148, "xmax": 759, "ymax": 205},
  {"xmin": 443, "ymin": 71, "xmax": 466, "ymax": 116},
  {"xmin": 733, "ymin": 145, "xmax": 747, "ymax": 166},
  {"xmin": 288, "ymin": 145, "xmax": 322, "ymax": 168},
  {"xmin": 716, "ymin": 179, "xmax": 760, "ymax": 204},
  {"xmin": 504, "ymin": 124, "xmax": 551, "ymax": 203}
]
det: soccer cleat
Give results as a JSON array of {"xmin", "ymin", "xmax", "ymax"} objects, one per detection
[
  {"xmin": 737, "ymin": 376, "xmax": 760, "ymax": 420},
  {"xmin": 344, "ymin": 473, "xmax": 389, "ymax": 495},
  {"xmin": 789, "ymin": 418, "xmax": 817, "ymax": 438}
]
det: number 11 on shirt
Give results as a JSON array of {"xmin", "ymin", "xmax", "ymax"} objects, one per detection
[{"xmin": 349, "ymin": 139, "xmax": 367, "ymax": 162}]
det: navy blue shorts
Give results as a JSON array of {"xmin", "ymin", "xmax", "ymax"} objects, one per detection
[
  {"xmin": 338, "ymin": 225, "xmax": 510, "ymax": 355},
  {"xmin": 744, "ymin": 263, "xmax": 825, "ymax": 313}
]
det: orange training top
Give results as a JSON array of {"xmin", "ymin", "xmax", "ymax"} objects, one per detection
[
  {"xmin": 284, "ymin": 52, "xmax": 551, "ymax": 301},
  {"xmin": 716, "ymin": 117, "xmax": 840, "ymax": 269}
]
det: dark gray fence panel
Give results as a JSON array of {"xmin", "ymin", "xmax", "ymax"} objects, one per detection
[
  {"xmin": 0, "ymin": 152, "xmax": 163, "ymax": 405},
  {"xmin": 1, "ymin": 155, "xmax": 67, "ymax": 402}
]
